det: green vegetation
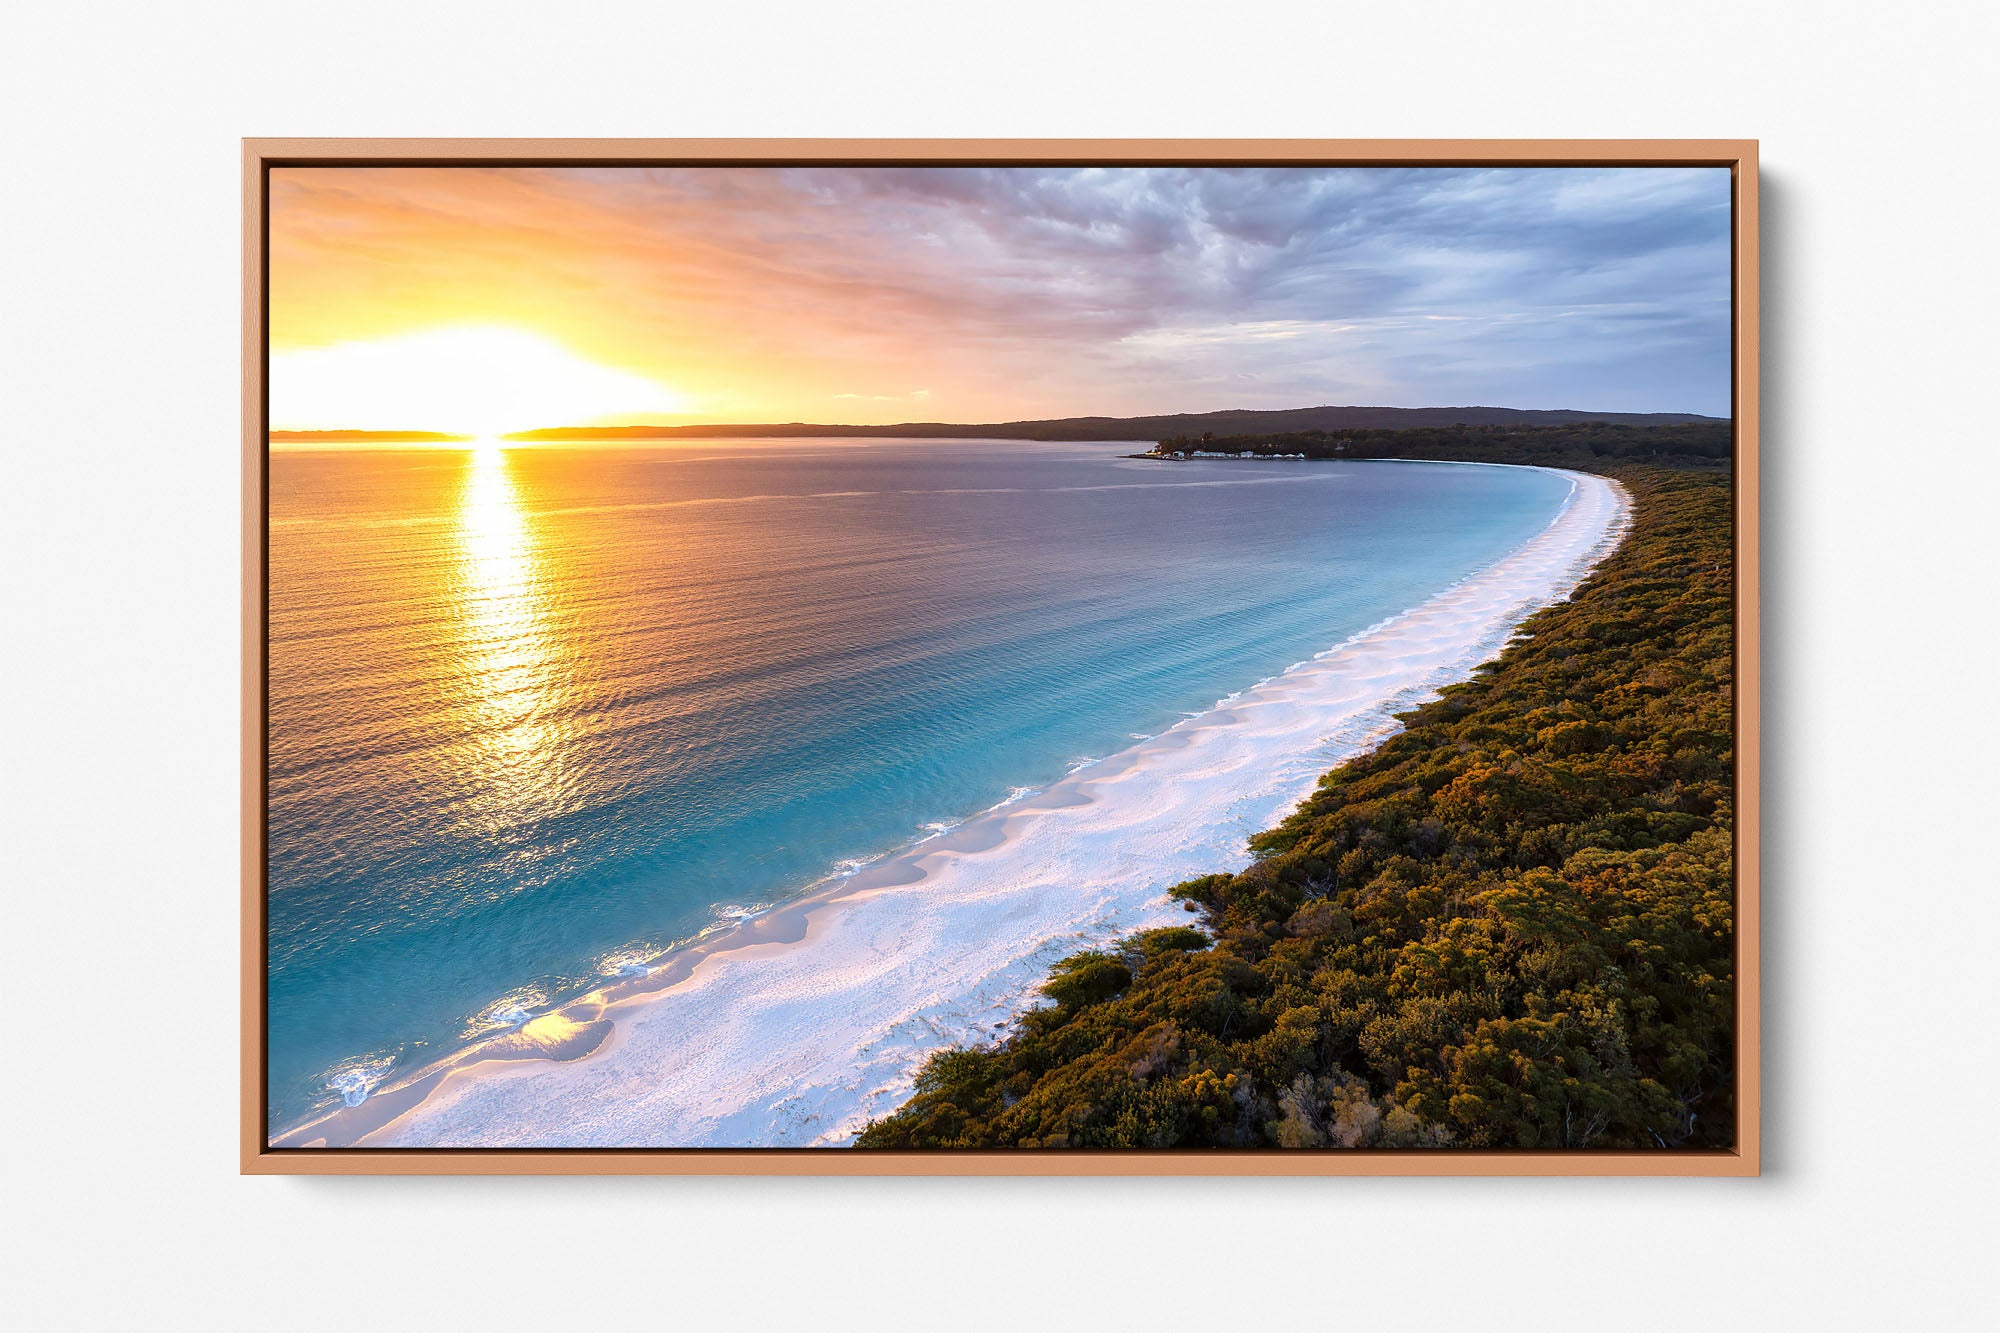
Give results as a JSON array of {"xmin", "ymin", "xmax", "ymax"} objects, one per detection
[
  {"xmin": 1151, "ymin": 420, "xmax": 1732, "ymax": 466},
  {"xmin": 861, "ymin": 441, "xmax": 1735, "ymax": 1151}
]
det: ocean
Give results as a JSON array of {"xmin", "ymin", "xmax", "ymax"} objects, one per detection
[{"xmin": 265, "ymin": 438, "xmax": 1578, "ymax": 1135}]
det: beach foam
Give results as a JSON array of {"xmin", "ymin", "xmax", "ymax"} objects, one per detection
[{"xmin": 279, "ymin": 466, "xmax": 1629, "ymax": 1149}]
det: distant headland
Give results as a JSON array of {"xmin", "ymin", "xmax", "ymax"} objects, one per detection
[{"xmin": 269, "ymin": 405, "xmax": 1721, "ymax": 446}]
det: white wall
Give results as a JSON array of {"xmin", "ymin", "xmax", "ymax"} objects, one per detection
[{"xmin": 6, "ymin": 3, "xmax": 1996, "ymax": 1328}]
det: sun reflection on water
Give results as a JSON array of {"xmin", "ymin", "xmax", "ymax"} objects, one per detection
[{"xmin": 450, "ymin": 440, "xmax": 571, "ymax": 834}]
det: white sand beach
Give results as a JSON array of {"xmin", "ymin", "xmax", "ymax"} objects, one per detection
[{"xmin": 276, "ymin": 465, "xmax": 1630, "ymax": 1150}]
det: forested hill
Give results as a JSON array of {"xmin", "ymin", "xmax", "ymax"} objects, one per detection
[
  {"xmin": 503, "ymin": 405, "xmax": 1719, "ymax": 443},
  {"xmin": 860, "ymin": 452, "xmax": 1736, "ymax": 1152},
  {"xmin": 1149, "ymin": 420, "xmax": 1732, "ymax": 465}
]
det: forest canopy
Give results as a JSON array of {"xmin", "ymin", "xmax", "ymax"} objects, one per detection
[
  {"xmin": 861, "ymin": 437, "xmax": 1735, "ymax": 1151},
  {"xmin": 1148, "ymin": 420, "xmax": 1732, "ymax": 466}
]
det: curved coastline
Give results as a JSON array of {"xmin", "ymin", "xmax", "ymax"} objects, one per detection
[{"xmin": 274, "ymin": 464, "xmax": 1631, "ymax": 1150}]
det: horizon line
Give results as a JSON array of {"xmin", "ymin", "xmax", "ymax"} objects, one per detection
[{"xmin": 268, "ymin": 402, "xmax": 1730, "ymax": 441}]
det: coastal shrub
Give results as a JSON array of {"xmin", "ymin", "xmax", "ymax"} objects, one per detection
[
  {"xmin": 859, "ymin": 458, "xmax": 1736, "ymax": 1151},
  {"xmin": 1041, "ymin": 953, "xmax": 1133, "ymax": 1010}
]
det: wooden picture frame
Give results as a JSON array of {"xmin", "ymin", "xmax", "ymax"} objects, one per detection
[{"xmin": 244, "ymin": 138, "xmax": 1758, "ymax": 1175}]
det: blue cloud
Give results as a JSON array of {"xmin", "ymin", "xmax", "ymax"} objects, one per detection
[{"xmin": 741, "ymin": 165, "xmax": 1733, "ymax": 415}]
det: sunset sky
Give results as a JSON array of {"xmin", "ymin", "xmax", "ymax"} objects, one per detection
[{"xmin": 269, "ymin": 165, "xmax": 1733, "ymax": 434}]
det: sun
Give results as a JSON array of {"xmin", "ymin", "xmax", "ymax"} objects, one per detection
[{"xmin": 269, "ymin": 326, "xmax": 687, "ymax": 437}]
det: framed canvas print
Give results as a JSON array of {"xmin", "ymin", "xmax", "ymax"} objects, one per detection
[{"xmin": 244, "ymin": 138, "xmax": 1758, "ymax": 1175}]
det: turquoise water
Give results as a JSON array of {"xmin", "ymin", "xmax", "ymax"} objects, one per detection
[{"xmin": 265, "ymin": 439, "xmax": 1571, "ymax": 1131}]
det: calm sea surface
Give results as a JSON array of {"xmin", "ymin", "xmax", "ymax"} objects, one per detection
[{"xmin": 266, "ymin": 438, "xmax": 1571, "ymax": 1129}]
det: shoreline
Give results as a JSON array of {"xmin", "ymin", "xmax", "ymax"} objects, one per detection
[{"xmin": 273, "ymin": 464, "xmax": 1631, "ymax": 1150}]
